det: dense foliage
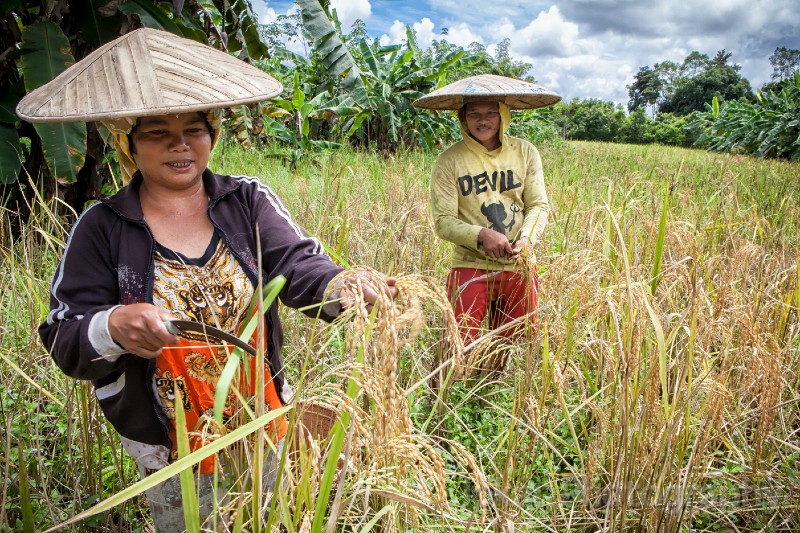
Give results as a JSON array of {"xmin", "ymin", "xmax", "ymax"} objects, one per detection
[
  {"xmin": 693, "ymin": 72, "xmax": 800, "ymax": 161},
  {"xmin": 627, "ymin": 50, "xmax": 755, "ymax": 115},
  {"xmin": 622, "ymin": 48, "xmax": 799, "ymax": 159}
]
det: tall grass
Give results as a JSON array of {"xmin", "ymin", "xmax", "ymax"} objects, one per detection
[{"xmin": 1, "ymin": 140, "xmax": 798, "ymax": 531}]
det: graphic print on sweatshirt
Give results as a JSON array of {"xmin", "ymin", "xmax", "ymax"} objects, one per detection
[
  {"xmin": 458, "ymin": 168, "xmax": 522, "ymax": 236},
  {"xmin": 481, "ymin": 201, "xmax": 520, "ymax": 233}
]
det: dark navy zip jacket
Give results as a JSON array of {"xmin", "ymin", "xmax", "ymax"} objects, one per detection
[{"xmin": 39, "ymin": 169, "xmax": 342, "ymax": 447}]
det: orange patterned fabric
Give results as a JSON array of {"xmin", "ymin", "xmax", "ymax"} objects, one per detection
[
  {"xmin": 156, "ymin": 332, "xmax": 287, "ymax": 474},
  {"xmin": 151, "ymin": 236, "xmax": 286, "ymax": 474}
]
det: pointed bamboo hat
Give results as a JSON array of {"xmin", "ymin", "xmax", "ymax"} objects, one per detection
[
  {"xmin": 16, "ymin": 27, "xmax": 283, "ymax": 123},
  {"xmin": 413, "ymin": 74, "xmax": 560, "ymax": 110}
]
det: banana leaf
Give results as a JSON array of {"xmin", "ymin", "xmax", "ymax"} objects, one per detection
[
  {"xmin": 1, "ymin": 0, "xmax": 23, "ymax": 17},
  {"xmin": 118, "ymin": 0, "xmax": 184, "ymax": 36},
  {"xmin": 357, "ymin": 39, "xmax": 383, "ymax": 78},
  {"xmin": 174, "ymin": 2, "xmax": 209, "ymax": 43},
  {"xmin": 211, "ymin": 0, "xmax": 269, "ymax": 59},
  {"xmin": 296, "ymin": 0, "xmax": 369, "ymax": 108},
  {"xmin": 18, "ymin": 21, "xmax": 86, "ymax": 183},
  {"xmin": 75, "ymin": 0, "xmax": 121, "ymax": 46},
  {"xmin": 0, "ymin": 123, "xmax": 21, "ymax": 184},
  {"xmin": 0, "ymin": 89, "xmax": 19, "ymax": 123}
]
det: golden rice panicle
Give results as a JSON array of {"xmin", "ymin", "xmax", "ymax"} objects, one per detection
[
  {"xmin": 375, "ymin": 438, "xmax": 448, "ymax": 509},
  {"xmin": 462, "ymin": 336, "xmax": 513, "ymax": 379},
  {"xmin": 323, "ymin": 267, "xmax": 487, "ymax": 519},
  {"xmin": 515, "ymin": 245, "xmax": 537, "ymax": 278},
  {"xmin": 325, "ymin": 391, "xmax": 369, "ymax": 469},
  {"xmin": 745, "ymin": 337, "xmax": 783, "ymax": 475},
  {"xmin": 446, "ymin": 439, "xmax": 490, "ymax": 515},
  {"xmin": 392, "ymin": 275, "xmax": 428, "ymax": 340},
  {"xmin": 395, "ymin": 273, "xmax": 465, "ymax": 362}
]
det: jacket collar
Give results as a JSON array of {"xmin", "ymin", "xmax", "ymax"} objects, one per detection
[{"xmin": 102, "ymin": 168, "xmax": 240, "ymax": 222}]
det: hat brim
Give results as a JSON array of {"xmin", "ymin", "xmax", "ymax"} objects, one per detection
[
  {"xmin": 412, "ymin": 74, "xmax": 561, "ymax": 110},
  {"xmin": 17, "ymin": 28, "xmax": 283, "ymax": 123}
]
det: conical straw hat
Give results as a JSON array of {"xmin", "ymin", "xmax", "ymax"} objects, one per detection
[
  {"xmin": 17, "ymin": 27, "xmax": 283, "ymax": 123},
  {"xmin": 413, "ymin": 74, "xmax": 561, "ymax": 110}
]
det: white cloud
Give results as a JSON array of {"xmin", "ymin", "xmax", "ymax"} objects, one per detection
[
  {"xmin": 506, "ymin": 6, "xmax": 583, "ymax": 58},
  {"xmin": 441, "ymin": 22, "xmax": 484, "ymax": 49},
  {"xmin": 533, "ymin": 55, "xmax": 623, "ymax": 102},
  {"xmin": 411, "ymin": 18, "xmax": 438, "ymax": 50},
  {"xmin": 252, "ymin": 0, "xmax": 278, "ymax": 24},
  {"xmin": 379, "ymin": 18, "xmax": 443, "ymax": 49},
  {"xmin": 477, "ymin": 6, "xmax": 627, "ymax": 101},
  {"xmin": 380, "ymin": 17, "xmax": 479, "ymax": 49},
  {"xmin": 330, "ymin": 0, "xmax": 372, "ymax": 29},
  {"xmin": 380, "ymin": 20, "xmax": 408, "ymax": 47}
]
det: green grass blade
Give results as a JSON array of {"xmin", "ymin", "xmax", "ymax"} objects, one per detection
[
  {"xmin": 214, "ymin": 275, "xmax": 286, "ymax": 424},
  {"xmin": 358, "ymin": 504, "xmax": 394, "ymax": 532},
  {"xmin": 651, "ymin": 164, "xmax": 679, "ymax": 294},
  {"xmin": 643, "ymin": 293, "xmax": 669, "ymax": 415},
  {"xmin": 174, "ymin": 386, "xmax": 200, "ymax": 533},
  {"xmin": 312, "ymin": 317, "xmax": 376, "ymax": 533},
  {"xmin": 0, "ymin": 351, "xmax": 63, "ymax": 407},
  {"xmin": 240, "ymin": 275, "xmax": 287, "ymax": 349},
  {"xmin": 18, "ymin": 443, "xmax": 34, "ymax": 533},
  {"xmin": 213, "ymin": 350, "xmax": 243, "ymax": 426},
  {"xmin": 42, "ymin": 407, "xmax": 290, "ymax": 532}
]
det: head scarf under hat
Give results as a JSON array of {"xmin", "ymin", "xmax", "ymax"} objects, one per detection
[{"xmin": 98, "ymin": 109, "xmax": 224, "ymax": 184}]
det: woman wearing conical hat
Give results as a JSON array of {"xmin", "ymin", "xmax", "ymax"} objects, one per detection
[
  {"xmin": 19, "ymin": 28, "xmax": 396, "ymax": 531},
  {"xmin": 414, "ymin": 74, "xmax": 560, "ymax": 350}
]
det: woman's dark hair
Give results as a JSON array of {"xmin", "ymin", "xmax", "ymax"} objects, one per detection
[
  {"xmin": 127, "ymin": 118, "xmax": 142, "ymax": 154},
  {"xmin": 457, "ymin": 100, "xmax": 501, "ymax": 122},
  {"xmin": 127, "ymin": 113, "xmax": 214, "ymax": 154}
]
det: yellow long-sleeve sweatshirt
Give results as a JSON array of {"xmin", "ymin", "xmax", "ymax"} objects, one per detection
[{"xmin": 430, "ymin": 102, "xmax": 549, "ymax": 271}]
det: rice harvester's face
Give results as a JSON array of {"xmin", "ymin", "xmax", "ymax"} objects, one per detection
[
  {"xmin": 130, "ymin": 112, "xmax": 212, "ymax": 190},
  {"xmin": 464, "ymin": 101, "xmax": 501, "ymax": 151}
]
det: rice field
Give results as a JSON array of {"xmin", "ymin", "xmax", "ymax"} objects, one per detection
[{"xmin": 1, "ymin": 140, "xmax": 798, "ymax": 531}]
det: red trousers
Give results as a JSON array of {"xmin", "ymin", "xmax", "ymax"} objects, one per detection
[{"xmin": 446, "ymin": 267, "xmax": 539, "ymax": 346}]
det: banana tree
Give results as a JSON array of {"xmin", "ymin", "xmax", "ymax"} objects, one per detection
[
  {"xmin": 259, "ymin": 72, "xmax": 346, "ymax": 167},
  {"xmin": 341, "ymin": 27, "xmax": 475, "ymax": 151},
  {"xmin": 295, "ymin": 0, "xmax": 369, "ymax": 109},
  {"xmin": 18, "ymin": 21, "xmax": 87, "ymax": 185},
  {"xmin": 294, "ymin": 0, "xmax": 476, "ymax": 151}
]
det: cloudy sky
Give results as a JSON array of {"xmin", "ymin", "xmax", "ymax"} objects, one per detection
[{"xmin": 254, "ymin": 0, "xmax": 800, "ymax": 107}]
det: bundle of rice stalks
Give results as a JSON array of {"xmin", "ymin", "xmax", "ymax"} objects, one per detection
[
  {"xmin": 462, "ymin": 336, "xmax": 516, "ymax": 378},
  {"xmin": 284, "ymin": 267, "xmax": 491, "ymax": 529}
]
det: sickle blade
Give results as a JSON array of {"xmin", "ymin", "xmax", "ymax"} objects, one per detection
[{"xmin": 164, "ymin": 319, "xmax": 256, "ymax": 355}]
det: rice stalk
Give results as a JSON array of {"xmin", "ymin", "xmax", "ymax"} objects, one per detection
[{"xmin": 299, "ymin": 267, "xmax": 492, "ymax": 529}]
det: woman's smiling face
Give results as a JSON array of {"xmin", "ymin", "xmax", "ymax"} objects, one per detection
[
  {"xmin": 130, "ymin": 112, "xmax": 212, "ymax": 190},
  {"xmin": 463, "ymin": 101, "xmax": 501, "ymax": 151}
]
